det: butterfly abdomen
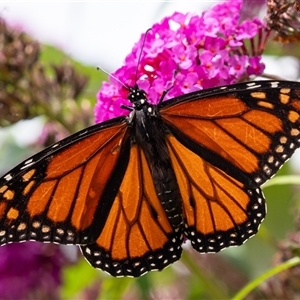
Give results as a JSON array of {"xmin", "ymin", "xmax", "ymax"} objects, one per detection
[{"xmin": 133, "ymin": 107, "xmax": 183, "ymax": 229}]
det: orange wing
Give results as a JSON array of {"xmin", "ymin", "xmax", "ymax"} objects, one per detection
[
  {"xmin": 159, "ymin": 81, "xmax": 300, "ymax": 252},
  {"xmin": 161, "ymin": 82, "xmax": 300, "ymax": 187},
  {"xmin": 166, "ymin": 134, "xmax": 265, "ymax": 252},
  {"xmin": 81, "ymin": 143, "xmax": 182, "ymax": 277},
  {"xmin": 0, "ymin": 120, "xmax": 130, "ymax": 245}
]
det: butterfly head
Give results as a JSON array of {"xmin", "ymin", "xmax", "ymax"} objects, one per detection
[{"xmin": 128, "ymin": 85, "xmax": 148, "ymax": 109}]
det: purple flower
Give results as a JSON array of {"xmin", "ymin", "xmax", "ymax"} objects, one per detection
[
  {"xmin": 95, "ymin": 0, "xmax": 267, "ymax": 123},
  {"xmin": 247, "ymin": 56, "xmax": 265, "ymax": 76},
  {"xmin": 0, "ymin": 242, "xmax": 68, "ymax": 299}
]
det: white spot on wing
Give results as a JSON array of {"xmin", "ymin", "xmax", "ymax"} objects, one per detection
[
  {"xmin": 4, "ymin": 174, "xmax": 12, "ymax": 181},
  {"xmin": 271, "ymin": 81, "xmax": 279, "ymax": 88}
]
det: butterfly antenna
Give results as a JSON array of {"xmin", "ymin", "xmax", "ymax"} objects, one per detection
[
  {"xmin": 96, "ymin": 65, "xmax": 129, "ymax": 90},
  {"xmin": 134, "ymin": 28, "xmax": 152, "ymax": 85},
  {"xmin": 97, "ymin": 28, "xmax": 152, "ymax": 92}
]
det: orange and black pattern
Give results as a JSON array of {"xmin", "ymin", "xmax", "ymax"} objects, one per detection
[{"xmin": 0, "ymin": 80, "xmax": 300, "ymax": 277}]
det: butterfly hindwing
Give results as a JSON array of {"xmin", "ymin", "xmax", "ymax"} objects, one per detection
[
  {"xmin": 165, "ymin": 134, "xmax": 265, "ymax": 252},
  {"xmin": 81, "ymin": 143, "xmax": 183, "ymax": 277}
]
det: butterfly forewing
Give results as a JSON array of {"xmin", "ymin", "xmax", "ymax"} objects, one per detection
[
  {"xmin": 0, "ymin": 120, "xmax": 129, "ymax": 245},
  {"xmin": 160, "ymin": 81, "xmax": 300, "ymax": 187}
]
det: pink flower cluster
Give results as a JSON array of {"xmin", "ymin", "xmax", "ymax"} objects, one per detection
[{"xmin": 95, "ymin": 0, "xmax": 266, "ymax": 123}]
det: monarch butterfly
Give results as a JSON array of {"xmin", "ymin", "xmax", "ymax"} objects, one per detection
[{"xmin": 0, "ymin": 80, "xmax": 300, "ymax": 277}]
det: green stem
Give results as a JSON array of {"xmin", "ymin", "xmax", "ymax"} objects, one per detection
[
  {"xmin": 263, "ymin": 175, "xmax": 300, "ymax": 189},
  {"xmin": 232, "ymin": 256, "xmax": 300, "ymax": 300}
]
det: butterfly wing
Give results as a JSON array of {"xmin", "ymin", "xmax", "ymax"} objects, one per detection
[
  {"xmin": 160, "ymin": 80, "xmax": 300, "ymax": 252},
  {"xmin": 81, "ymin": 143, "xmax": 182, "ymax": 277},
  {"xmin": 0, "ymin": 118, "xmax": 130, "ymax": 245},
  {"xmin": 165, "ymin": 134, "xmax": 265, "ymax": 252},
  {"xmin": 161, "ymin": 81, "xmax": 300, "ymax": 186},
  {"xmin": 0, "ymin": 117, "xmax": 182, "ymax": 277}
]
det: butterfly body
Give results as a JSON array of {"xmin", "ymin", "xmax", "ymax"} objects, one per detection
[
  {"xmin": 128, "ymin": 87, "xmax": 183, "ymax": 229},
  {"xmin": 0, "ymin": 80, "xmax": 300, "ymax": 277}
]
